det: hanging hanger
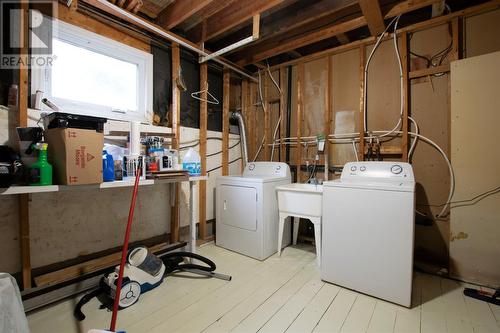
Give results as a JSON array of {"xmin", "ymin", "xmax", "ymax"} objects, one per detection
[
  {"xmin": 191, "ymin": 82, "xmax": 219, "ymax": 105},
  {"xmin": 176, "ymin": 67, "xmax": 187, "ymax": 92}
]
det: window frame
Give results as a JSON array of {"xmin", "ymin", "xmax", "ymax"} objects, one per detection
[{"xmin": 31, "ymin": 19, "xmax": 153, "ymax": 123}]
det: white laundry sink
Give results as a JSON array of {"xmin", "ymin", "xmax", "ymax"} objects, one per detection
[{"xmin": 276, "ymin": 183, "xmax": 323, "ymax": 217}]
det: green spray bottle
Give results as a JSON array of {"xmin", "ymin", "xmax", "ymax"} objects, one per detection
[{"xmin": 29, "ymin": 143, "xmax": 53, "ymax": 186}]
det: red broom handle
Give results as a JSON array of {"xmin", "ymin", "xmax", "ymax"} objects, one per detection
[{"xmin": 110, "ymin": 160, "xmax": 142, "ymax": 332}]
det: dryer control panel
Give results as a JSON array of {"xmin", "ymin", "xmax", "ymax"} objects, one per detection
[
  {"xmin": 243, "ymin": 162, "xmax": 291, "ymax": 178},
  {"xmin": 341, "ymin": 162, "xmax": 414, "ymax": 182}
]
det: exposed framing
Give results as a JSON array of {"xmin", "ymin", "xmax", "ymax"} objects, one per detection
[{"xmin": 170, "ymin": 42, "xmax": 181, "ymax": 243}]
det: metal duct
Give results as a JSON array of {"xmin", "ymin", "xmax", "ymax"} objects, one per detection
[{"xmin": 231, "ymin": 111, "xmax": 249, "ymax": 168}]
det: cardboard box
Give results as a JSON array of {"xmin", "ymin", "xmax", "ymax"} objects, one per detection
[{"xmin": 45, "ymin": 128, "xmax": 103, "ymax": 185}]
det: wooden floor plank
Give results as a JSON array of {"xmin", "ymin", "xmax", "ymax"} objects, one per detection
[
  {"xmin": 440, "ymin": 278, "xmax": 473, "ymax": 333},
  {"xmin": 286, "ymin": 283, "xmax": 341, "ymax": 333},
  {"xmin": 313, "ymin": 288, "xmax": 358, "ymax": 333},
  {"xmin": 367, "ymin": 300, "xmax": 398, "ymax": 333},
  {"xmin": 339, "ymin": 293, "xmax": 377, "ymax": 332},
  {"xmin": 259, "ymin": 272, "xmax": 323, "ymax": 333},
  {"xmin": 420, "ymin": 273, "xmax": 447, "ymax": 333},
  {"xmin": 231, "ymin": 262, "xmax": 318, "ymax": 333},
  {"xmin": 394, "ymin": 273, "xmax": 422, "ymax": 333}
]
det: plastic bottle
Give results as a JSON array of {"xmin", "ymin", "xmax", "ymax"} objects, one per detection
[
  {"xmin": 29, "ymin": 143, "xmax": 52, "ymax": 186},
  {"xmin": 102, "ymin": 150, "xmax": 115, "ymax": 182},
  {"xmin": 182, "ymin": 148, "xmax": 201, "ymax": 176}
]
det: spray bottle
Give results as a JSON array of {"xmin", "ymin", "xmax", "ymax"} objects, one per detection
[{"xmin": 29, "ymin": 143, "xmax": 53, "ymax": 186}]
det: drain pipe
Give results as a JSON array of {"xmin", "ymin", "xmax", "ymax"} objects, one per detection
[{"xmin": 231, "ymin": 111, "xmax": 249, "ymax": 168}]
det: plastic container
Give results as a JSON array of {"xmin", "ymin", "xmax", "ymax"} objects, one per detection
[
  {"xmin": 102, "ymin": 150, "xmax": 115, "ymax": 182},
  {"xmin": 182, "ymin": 148, "xmax": 201, "ymax": 176},
  {"xmin": 29, "ymin": 143, "xmax": 52, "ymax": 186}
]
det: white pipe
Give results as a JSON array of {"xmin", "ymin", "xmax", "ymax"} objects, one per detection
[
  {"xmin": 200, "ymin": 36, "xmax": 256, "ymax": 63},
  {"xmin": 92, "ymin": 0, "xmax": 258, "ymax": 82}
]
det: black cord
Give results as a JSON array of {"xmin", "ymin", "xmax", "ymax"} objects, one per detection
[
  {"xmin": 206, "ymin": 157, "xmax": 242, "ymax": 174},
  {"xmin": 206, "ymin": 141, "xmax": 240, "ymax": 157}
]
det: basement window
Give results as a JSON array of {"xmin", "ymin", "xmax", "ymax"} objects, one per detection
[{"xmin": 31, "ymin": 20, "xmax": 153, "ymax": 122}]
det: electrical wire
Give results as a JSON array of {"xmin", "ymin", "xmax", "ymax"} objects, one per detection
[
  {"xmin": 267, "ymin": 60, "xmax": 283, "ymax": 162},
  {"xmin": 408, "ymin": 116, "xmax": 419, "ymax": 160},
  {"xmin": 363, "ymin": 14, "xmax": 403, "ymax": 137},
  {"xmin": 206, "ymin": 157, "xmax": 242, "ymax": 173},
  {"xmin": 417, "ymin": 186, "xmax": 500, "ymax": 208},
  {"xmin": 206, "ymin": 141, "xmax": 240, "ymax": 157},
  {"xmin": 252, "ymin": 70, "xmax": 266, "ymax": 162}
]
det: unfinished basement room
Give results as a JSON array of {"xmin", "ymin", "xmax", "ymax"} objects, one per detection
[{"xmin": 1, "ymin": 0, "xmax": 500, "ymax": 332}]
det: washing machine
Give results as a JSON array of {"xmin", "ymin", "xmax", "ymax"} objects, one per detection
[
  {"xmin": 322, "ymin": 161, "xmax": 415, "ymax": 307},
  {"xmin": 216, "ymin": 162, "xmax": 291, "ymax": 260}
]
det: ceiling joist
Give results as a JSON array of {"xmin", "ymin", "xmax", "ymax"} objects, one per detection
[
  {"xmin": 358, "ymin": 0, "xmax": 385, "ymax": 36},
  {"xmin": 189, "ymin": 0, "xmax": 287, "ymax": 43},
  {"xmin": 157, "ymin": 0, "xmax": 216, "ymax": 30}
]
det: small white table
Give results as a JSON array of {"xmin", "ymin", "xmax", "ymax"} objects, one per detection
[{"xmin": 276, "ymin": 183, "xmax": 323, "ymax": 266}]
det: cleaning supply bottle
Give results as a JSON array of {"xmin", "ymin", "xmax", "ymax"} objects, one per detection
[
  {"xmin": 102, "ymin": 150, "xmax": 115, "ymax": 182},
  {"xmin": 29, "ymin": 143, "xmax": 52, "ymax": 186},
  {"xmin": 182, "ymin": 148, "xmax": 201, "ymax": 176}
]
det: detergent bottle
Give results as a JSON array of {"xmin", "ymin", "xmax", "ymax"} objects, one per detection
[
  {"xmin": 29, "ymin": 143, "xmax": 52, "ymax": 186},
  {"xmin": 102, "ymin": 150, "xmax": 115, "ymax": 182},
  {"xmin": 182, "ymin": 148, "xmax": 201, "ymax": 176}
]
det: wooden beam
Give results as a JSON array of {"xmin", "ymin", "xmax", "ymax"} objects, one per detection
[
  {"xmin": 249, "ymin": 82, "xmax": 257, "ymax": 160},
  {"xmin": 33, "ymin": 243, "xmax": 168, "ymax": 287},
  {"xmin": 18, "ymin": 1, "xmax": 31, "ymax": 290},
  {"xmin": 358, "ymin": 46, "xmax": 365, "ymax": 162},
  {"xmin": 222, "ymin": 69, "xmax": 230, "ymax": 175},
  {"xmin": 409, "ymin": 63, "xmax": 449, "ymax": 79},
  {"xmin": 170, "ymin": 43, "xmax": 181, "ymax": 243},
  {"xmin": 401, "ymin": 32, "xmax": 409, "ymax": 162},
  {"xmin": 358, "ymin": 0, "xmax": 385, "ymax": 36},
  {"xmin": 198, "ymin": 63, "xmax": 208, "ymax": 240},
  {"xmin": 193, "ymin": 0, "xmax": 286, "ymax": 42},
  {"xmin": 324, "ymin": 56, "xmax": 332, "ymax": 180},
  {"xmin": 180, "ymin": 0, "xmax": 237, "ymax": 31},
  {"xmin": 252, "ymin": 14, "xmax": 260, "ymax": 39},
  {"xmin": 296, "ymin": 63, "xmax": 304, "ymax": 181},
  {"xmin": 241, "ymin": 79, "xmax": 250, "ymax": 170},
  {"xmin": 336, "ymin": 33, "xmax": 350, "ymax": 44},
  {"xmin": 238, "ymin": 0, "xmax": 445, "ymax": 65},
  {"xmin": 279, "ymin": 67, "xmax": 286, "ymax": 162},
  {"xmin": 263, "ymin": 71, "xmax": 270, "ymax": 161},
  {"xmin": 157, "ymin": 0, "xmax": 215, "ymax": 30}
]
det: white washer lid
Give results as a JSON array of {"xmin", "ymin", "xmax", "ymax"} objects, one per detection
[{"xmin": 324, "ymin": 179, "xmax": 415, "ymax": 192}]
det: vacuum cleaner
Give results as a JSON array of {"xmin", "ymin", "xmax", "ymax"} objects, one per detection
[{"xmin": 74, "ymin": 246, "xmax": 220, "ymax": 321}]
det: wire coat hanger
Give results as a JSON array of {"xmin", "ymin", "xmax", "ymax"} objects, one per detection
[{"xmin": 191, "ymin": 82, "xmax": 219, "ymax": 105}]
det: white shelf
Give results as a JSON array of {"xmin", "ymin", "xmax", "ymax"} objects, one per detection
[{"xmin": 1, "ymin": 176, "xmax": 207, "ymax": 195}]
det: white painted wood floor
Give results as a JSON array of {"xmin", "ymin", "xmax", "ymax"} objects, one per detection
[{"xmin": 28, "ymin": 243, "xmax": 500, "ymax": 333}]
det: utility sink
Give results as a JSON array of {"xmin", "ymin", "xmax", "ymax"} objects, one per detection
[{"xmin": 276, "ymin": 183, "xmax": 323, "ymax": 218}]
